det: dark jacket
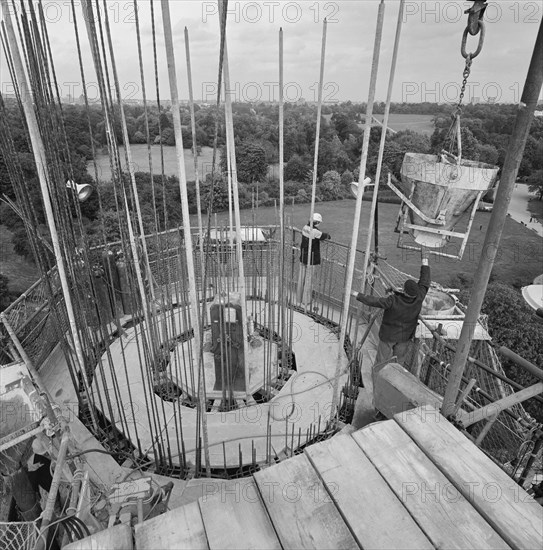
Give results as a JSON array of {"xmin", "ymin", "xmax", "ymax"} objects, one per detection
[
  {"xmin": 300, "ymin": 225, "xmax": 330, "ymax": 266},
  {"xmin": 355, "ymin": 265, "xmax": 431, "ymax": 343}
]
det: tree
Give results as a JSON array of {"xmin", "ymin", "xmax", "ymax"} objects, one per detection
[
  {"xmin": 527, "ymin": 169, "xmax": 543, "ymax": 200},
  {"xmin": 431, "ymin": 125, "xmax": 480, "ymax": 160},
  {"xmin": 132, "ymin": 131, "xmax": 146, "ymax": 144},
  {"xmin": 479, "ymin": 283, "xmax": 543, "ymax": 423},
  {"xmin": 161, "ymin": 128, "xmax": 175, "ymax": 146},
  {"xmin": 476, "ymin": 143, "xmax": 499, "ymax": 166},
  {"xmin": 519, "ymin": 136, "xmax": 543, "ymax": 179},
  {"xmin": 12, "ymin": 228, "xmax": 34, "ymax": 261},
  {"xmin": 0, "ymin": 202, "xmax": 25, "ymax": 231},
  {"xmin": 285, "ymin": 155, "xmax": 311, "ymax": 182},
  {"xmin": 316, "ymin": 136, "xmax": 351, "ymax": 177},
  {"xmin": 331, "ymin": 112, "xmax": 361, "ymax": 141},
  {"xmin": 226, "ymin": 142, "xmax": 268, "ymax": 184},
  {"xmin": 0, "ymin": 274, "xmax": 12, "ymax": 311},
  {"xmin": 159, "ymin": 112, "xmax": 172, "ymax": 130},
  {"xmin": 202, "ymin": 174, "xmax": 229, "ymax": 212},
  {"xmin": 319, "ymin": 170, "xmax": 342, "ymax": 201},
  {"xmin": 341, "ymin": 170, "xmax": 354, "ymax": 188},
  {"xmin": 90, "ymin": 209, "xmax": 123, "ymax": 244}
]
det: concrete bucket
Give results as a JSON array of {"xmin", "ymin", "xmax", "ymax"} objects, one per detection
[{"xmin": 397, "ymin": 153, "xmax": 499, "ymax": 248}]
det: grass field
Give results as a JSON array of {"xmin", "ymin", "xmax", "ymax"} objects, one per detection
[
  {"xmin": 88, "ymin": 145, "xmax": 218, "ymax": 181},
  {"xmin": 195, "ymin": 199, "xmax": 542, "ymax": 289},
  {"xmin": 2, "ymin": 196, "xmax": 541, "ymax": 299},
  {"xmin": 323, "ymin": 112, "xmax": 435, "ymax": 136},
  {"xmin": 371, "ymin": 113, "xmax": 435, "ymax": 136}
]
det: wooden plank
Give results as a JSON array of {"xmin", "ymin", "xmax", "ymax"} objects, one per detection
[
  {"xmin": 254, "ymin": 453, "xmax": 359, "ymax": 549},
  {"xmin": 353, "ymin": 421, "xmax": 510, "ymax": 550},
  {"xmin": 64, "ymin": 524, "xmax": 132, "ymax": 550},
  {"xmin": 395, "ymin": 405, "xmax": 543, "ymax": 550},
  {"xmin": 0, "ymin": 422, "xmax": 42, "ymax": 451},
  {"xmin": 134, "ymin": 501, "xmax": 208, "ymax": 550},
  {"xmin": 198, "ymin": 478, "xmax": 281, "ymax": 550},
  {"xmin": 305, "ymin": 434, "xmax": 433, "ymax": 550}
]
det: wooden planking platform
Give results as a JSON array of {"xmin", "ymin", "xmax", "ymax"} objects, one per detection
[
  {"xmin": 254, "ymin": 453, "xmax": 359, "ymax": 550},
  {"xmin": 199, "ymin": 479, "xmax": 281, "ymax": 550},
  {"xmin": 396, "ymin": 404, "xmax": 543, "ymax": 550},
  {"xmin": 71, "ymin": 407, "xmax": 542, "ymax": 549},
  {"xmin": 64, "ymin": 524, "xmax": 133, "ymax": 550},
  {"xmin": 134, "ymin": 501, "xmax": 208, "ymax": 549},
  {"xmin": 305, "ymin": 433, "xmax": 433, "ymax": 550},
  {"xmin": 353, "ymin": 420, "xmax": 510, "ymax": 549}
]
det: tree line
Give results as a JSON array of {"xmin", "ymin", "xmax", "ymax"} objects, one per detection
[{"xmin": 1, "ymin": 99, "xmax": 542, "ymax": 264}]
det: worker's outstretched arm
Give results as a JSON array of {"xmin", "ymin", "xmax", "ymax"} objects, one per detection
[
  {"xmin": 350, "ymin": 290, "xmax": 393, "ymax": 309},
  {"xmin": 419, "ymin": 248, "xmax": 431, "ymax": 293}
]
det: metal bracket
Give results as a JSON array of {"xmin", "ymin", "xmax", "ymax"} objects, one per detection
[
  {"xmin": 465, "ymin": 1, "xmax": 488, "ymax": 35},
  {"xmin": 394, "ymin": 191, "xmax": 484, "ymax": 260},
  {"xmin": 387, "ymin": 179, "xmax": 447, "ymax": 225}
]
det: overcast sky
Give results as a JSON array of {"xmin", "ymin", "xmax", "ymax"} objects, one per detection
[{"xmin": 1, "ymin": 1, "xmax": 542, "ymax": 105}]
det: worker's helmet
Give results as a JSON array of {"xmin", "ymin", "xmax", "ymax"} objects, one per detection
[{"xmin": 313, "ymin": 213, "xmax": 323, "ymax": 224}]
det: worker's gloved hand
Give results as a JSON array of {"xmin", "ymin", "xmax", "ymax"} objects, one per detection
[
  {"xmin": 350, "ymin": 290, "xmax": 359, "ymax": 299},
  {"xmin": 421, "ymin": 246, "xmax": 429, "ymax": 262}
]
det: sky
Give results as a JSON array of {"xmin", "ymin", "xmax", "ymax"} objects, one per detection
[{"xmin": 0, "ymin": 1, "xmax": 542, "ymax": 105}]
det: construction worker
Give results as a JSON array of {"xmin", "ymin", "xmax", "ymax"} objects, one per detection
[
  {"xmin": 351, "ymin": 249, "xmax": 430, "ymax": 368},
  {"xmin": 297, "ymin": 213, "xmax": 331, "ymax": 305}
]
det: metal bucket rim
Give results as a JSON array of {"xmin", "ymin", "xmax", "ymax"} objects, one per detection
[{"xmin": 402, "ymin": 152, "xmax": 498, "ymax": 172}]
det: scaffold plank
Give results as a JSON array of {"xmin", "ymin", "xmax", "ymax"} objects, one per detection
[
  {"xmin": 134, "ymin": 501, "xmax": 208, "ymax": 550},
  {"xmin": 396, "ymin": 405, "xmax": 543, "ymax": 550},
  {"xmin": 198, "ymin": 478, "xmax": 280, "ymax": 550},
  {"xmin": 353, "ymin": 420, "xmax": 510, "ymax": 550},
  {"xmin": 254, "ymin": 453, "xmax": 358, "ymax": 549},
  {"xmin": 305, "ymin": 433, "xmax": 433, "ymax": 550},
  {"xmin": 64, "ymin": 524, "xmax": 132, "ymax": 549}
]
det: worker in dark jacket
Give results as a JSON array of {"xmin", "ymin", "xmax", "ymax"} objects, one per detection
[
  {"xmin": 297, "ymin": 213, "xmax": 331, "ymax": 305},
  {"xmin": 352, "ymin": 251, "xmax": 430, "ymax": 368}
]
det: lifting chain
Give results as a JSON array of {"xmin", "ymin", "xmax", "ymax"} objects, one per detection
[
  {"xmin": 445, "ymin": 1, "xmax": 488, "ymax": 160},
  {"xmin": 454, "ymin": 55, "xmax": 473, "ymax": 120},
  {"xmin": 454, "ymin": 1, "xmax": 487, "ymax": 119}
]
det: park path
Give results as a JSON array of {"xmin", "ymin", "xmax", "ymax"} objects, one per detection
[{"xmin": 508, "ymin": 183, "xmax": 543, "ymax": 237}]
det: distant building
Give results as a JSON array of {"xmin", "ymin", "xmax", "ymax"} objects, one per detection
[
  {"xmin": 487, "ymin": 96, "xmax": 497, "ymax": 104},
  {"xmin": 471, "ymin": 97, "xmax": 481, "ymax": 105}
]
